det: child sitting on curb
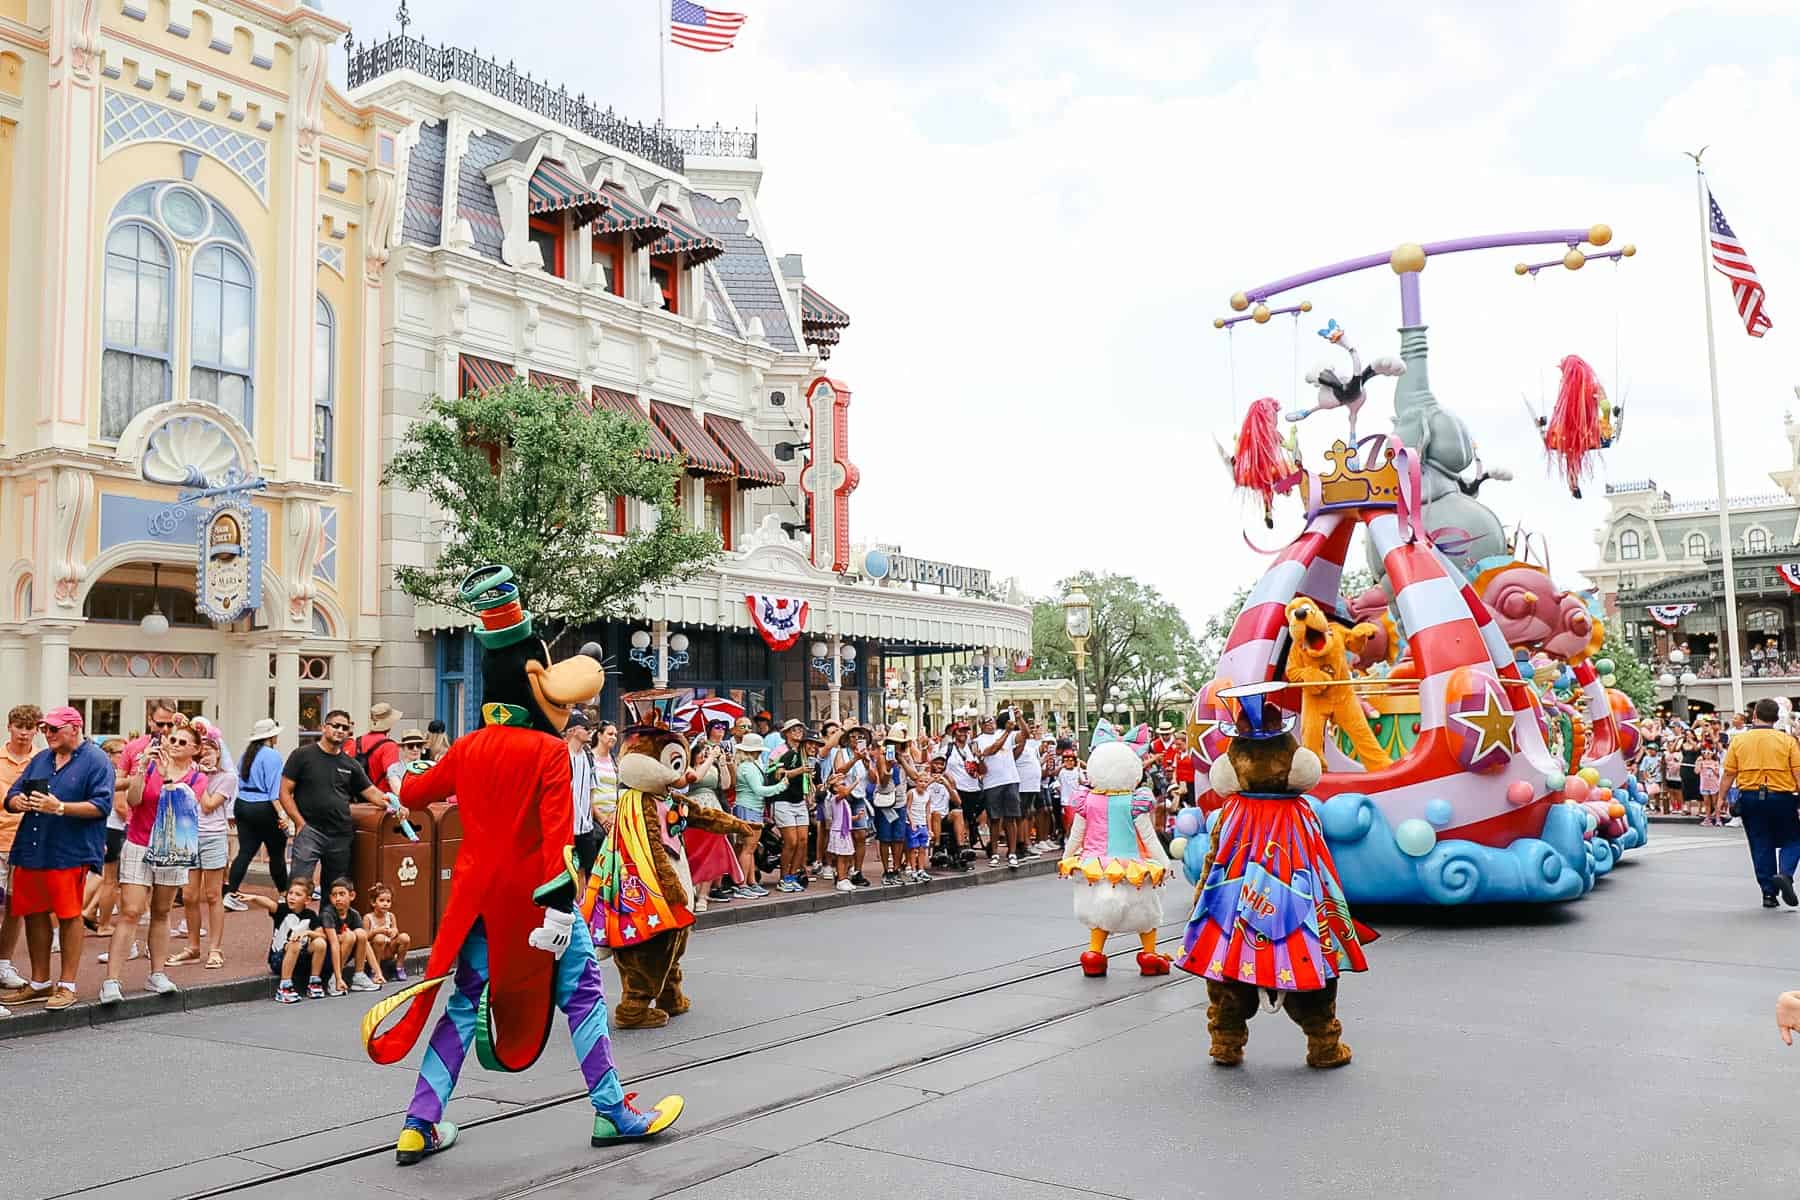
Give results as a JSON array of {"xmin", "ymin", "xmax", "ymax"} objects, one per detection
[{"xmin": 244, "ymin": 878, "xmax": 327, "ymax": 1002}]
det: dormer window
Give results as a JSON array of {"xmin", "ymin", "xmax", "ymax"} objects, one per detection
[
  {"xmin": 592, "ymin": 231, "xmax": 624, "ymax": 295},
  {"xmin": 528, "ymin": 216, "xmax": 565, "ymax": 278},
  {"xmin": 650, "ymin": 254, "xmax": 679, "ymax": 314}
]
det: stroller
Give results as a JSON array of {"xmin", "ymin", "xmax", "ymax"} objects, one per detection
[{"xmin": 753, "ymin": 821, "xmax": 783, "ymax": 878}]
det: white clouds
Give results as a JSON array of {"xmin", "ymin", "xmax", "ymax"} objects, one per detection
[{"xmin": 337, "ymin": 0, "xmax": 1800, "ymax": 629}]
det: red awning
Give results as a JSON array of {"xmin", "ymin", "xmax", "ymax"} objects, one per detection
[
  {"xmin": 589, "ymin": 386, "xmax": 682, "ymax": 464},
  {"xmin": 459, "ymin": 353, "xmax": 516, "ymax": 394},
  {"xmin": 647, "ymin": 207, "xmax": 725, "ymax": 266},
  {"xmin": 649, "ymin": 400, "xmax": 733, "ymax": 475},
  {"xmin": 702, "ymin": 413, "xmax": 784, "ymax": 488},
  {"xmin": 592, "ymin": 182, "xmax": 672, "ymax": 248},
  {"xmin": 527, "ymin": 158, "xmax": 609, "ymax": 227},
  {"xmin": 529, "ymin": 370, "xmax": 581, "ymax": 398}
]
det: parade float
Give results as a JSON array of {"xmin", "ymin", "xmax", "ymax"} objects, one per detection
[{"xmin": 1184, "ymin": 227, "xmax": 1649, "ymax": 906}]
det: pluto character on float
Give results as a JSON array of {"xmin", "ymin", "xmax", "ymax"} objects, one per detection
[
  {"xmin": 363, "ymin": 566, "xmax": 683, "ymax": 1164},
  {"xmin": 1177, "ymin": 682, "xmax": 1375, "ymax": 1068},
  {"xmin": 585, "ymin": 726, "xmax": 761, "ymax": 1027},
  {"xmin": 1058, "ymin": 720, "xmax": 1173, "ymax": 977}
]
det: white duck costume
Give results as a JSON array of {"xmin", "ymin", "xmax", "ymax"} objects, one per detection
[{"xmin": 1058, "ymin": 721, "xmax": 1174, "ymax": 977}]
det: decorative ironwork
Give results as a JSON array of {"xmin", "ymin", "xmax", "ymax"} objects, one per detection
[{"xmin": 345, "ymin": 35, "xmax": 755, "ymax": 173}]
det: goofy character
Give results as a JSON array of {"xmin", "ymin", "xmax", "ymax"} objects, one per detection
[{"xmin": 363, "ymin": 565, "xmax": 682, "ymax": 1164}]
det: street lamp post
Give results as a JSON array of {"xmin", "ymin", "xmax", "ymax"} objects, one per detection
[
  {"xmin": 1659, "ymin": 648, "xmax": 1699, "ymax": 722},
  {"xmin": 1062, "ymin": 588, "xmax": 1093, "ymax": 752}
]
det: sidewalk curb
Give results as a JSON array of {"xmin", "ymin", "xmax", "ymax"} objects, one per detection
[{"xmin": 0, "ymin": 858, "xmax": 1060, "ymax": 1041}]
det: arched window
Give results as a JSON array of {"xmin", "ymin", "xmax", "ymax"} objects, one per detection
[
  {"xmin": 313, "ymin": 296, "xmax": 335, "ymax": 483},
  {"xmin": 1619, "ymin": 529, "xmax": 1641, "ymax": 560},
  {"xmin": 100, "ymin": 222, "xmax": 173, "ymax": 438},
  {"xmin": 190, "ymin": 244, "xmax": 254, "ymax": 428},
  {"xmin": 1686, "ymin": 532, "xmax": 1708, "ymax": 558},
  {"xmin": 1748, "ymin": 528, "xmax": 1769, "ymax": 553}
]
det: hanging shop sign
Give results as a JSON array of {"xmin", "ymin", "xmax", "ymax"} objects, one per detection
[
  {"xmin": 746, "ymin": 593, "xmax": 810, "ymax": 651},
  {"xmin": 1647, "ymin": 603, "xmax": 1698, "ymax": 627},
  {"xmin": 197, "ymin": 502, "xmax": 261, "ymax": 622}
]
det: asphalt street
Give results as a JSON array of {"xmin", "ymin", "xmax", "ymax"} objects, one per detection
[{"xmin": 10, "ymin": 827, "xmax": 1789, "ymax": 1200}]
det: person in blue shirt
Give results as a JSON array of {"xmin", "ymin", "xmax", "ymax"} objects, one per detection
[
  {"xmin": 225, "ymin": 719, "xmax": 289, "ymax": 910},
  {"xmin": 0, "ymin": 705, "xmax": 112, "ymax": 1010}
]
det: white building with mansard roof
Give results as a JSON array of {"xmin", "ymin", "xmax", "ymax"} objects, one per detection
[
  {"xmin": 348, "ymin": 34, "xmax": 1028, "ymax": 733},
  {"xmin": 1589, "ymin": 412, "xmax": 1800, "ymax": 710}
]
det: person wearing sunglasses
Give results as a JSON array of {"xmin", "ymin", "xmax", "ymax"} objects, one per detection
[
  {"xmin": 278, "ymin": 709, "xmax": 389, "ymax": 901},
  {"xmin": 103, "ymin": 717, "xmax": 206, "ymax": 1003},
  {"xmin": 0, "ymin": 707, "xmax": 110, "ymax": 1011},
  {"xmin": 0, "ymin": 703, "xmax": 43, "ymax": 995}
]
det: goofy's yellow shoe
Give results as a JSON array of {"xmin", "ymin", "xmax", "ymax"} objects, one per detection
[
  {"xmin": 395, "ymin": 1119, "xmax": 457, "ymax": 1166},
  {"xmin": 591, "ymin": 1092, "xmax": 684, "ymax": 1146}
]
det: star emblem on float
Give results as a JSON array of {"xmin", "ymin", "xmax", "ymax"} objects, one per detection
[{"xmin": 1447, "ymin": 679, "xmax": 1516, "ymax": 771}]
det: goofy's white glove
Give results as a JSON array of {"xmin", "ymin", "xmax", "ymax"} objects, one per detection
[{"xmin": 527, "ymin": 907, "xmax": 575, "ymax": 959}]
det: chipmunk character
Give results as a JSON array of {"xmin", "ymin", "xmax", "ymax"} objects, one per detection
[
  {"xmin": 1177, "ymin": 682, "xmax": 1376, "ymax": 1068},
  {"xmin": 1058, "ymin": 720, "xmax": 1174, "ymax": 978},
  {"xmin": 366, "ymin": 565, "xmax": 681, "ymax": 1165},
  {"xmin": 584, "ymin": 726, "xmax": 760, "ymax": 1029},
  {"xmin": 1285, "ymin": 596, "xmax": 1389, "ymax": 770}
]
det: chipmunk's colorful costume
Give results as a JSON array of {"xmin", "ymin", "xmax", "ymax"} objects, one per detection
[
  {"xmin": 583, "ymin": 726, "xmax": 760, "ymax": 1028},
  {"xmin": 362, "ymin": 566, "xmax": 681, "ymax": 1165},
  {"xmin": 1059, "ymin": 720, "xmax": 1173, "ymax": 978},
  {"xmin": 1178, "ymin": 682, "xmax": 1375, "ymax": 1068}
]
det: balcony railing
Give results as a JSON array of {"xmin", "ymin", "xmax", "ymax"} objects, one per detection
[{"xmin": 346, "ymin": 34, "xmax": 760, "ymax": 173}]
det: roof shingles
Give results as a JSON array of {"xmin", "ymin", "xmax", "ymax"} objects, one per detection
[
  {"xmin": 401, "ymin": 119, "xmax": 445, "ymax": 247},
  {"xmin": 458, "ymin": 130, "xmax": 513, "ymax": 262},
  {"xmin": 689, "ymin": 192, "xmax": 798, "ymax": 352}
]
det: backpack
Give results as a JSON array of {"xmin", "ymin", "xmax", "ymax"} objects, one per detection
[{"xmin": 354, "ymin": 733, "xmax": 391, "ymax": 780}]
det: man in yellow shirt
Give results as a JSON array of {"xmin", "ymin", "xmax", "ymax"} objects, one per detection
[{"xmin": 1720, "ymin": 698, "xmax": 1800, "ymax": 908}]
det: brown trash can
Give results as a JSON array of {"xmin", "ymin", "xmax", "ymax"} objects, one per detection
[
  {"xmin": 350, "ymin": 801, "xmax": 436, "ymax": 950},
  {"xmin": 430, "ymin": 801, "xmax": 463, "ymax": 938}
]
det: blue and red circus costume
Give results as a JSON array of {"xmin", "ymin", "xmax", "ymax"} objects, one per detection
[
  {"xmin": 1178, "ymin": 681, "xmax": 1372, "ymax": 1068},
  {"xmin": 361, "ymin": 565, "xmax": 680, "ymax": 1164},
  {"xmin": 1179, "ymin": 794, "xmax": 1373, "ymax": 991}
]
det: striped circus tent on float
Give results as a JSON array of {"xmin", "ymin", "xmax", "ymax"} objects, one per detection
[{"xmin": 1197, "ymin": 443, "xmax": 1573, "ymax": 851}]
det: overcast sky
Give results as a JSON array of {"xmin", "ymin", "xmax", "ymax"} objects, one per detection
[{"xmin": 335, "ymin": 0, "xmax": 1800, "ymax": 626}]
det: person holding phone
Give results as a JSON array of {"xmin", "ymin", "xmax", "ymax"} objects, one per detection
[
  {"xmin": 104, "ymin": 721, "xmax": 207, "ymax": 1003},
  {"xmin": 0, "ymin": 706, "xmax": 111, "ymax": 1011}
]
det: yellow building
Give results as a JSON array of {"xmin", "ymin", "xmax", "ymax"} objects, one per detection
[{"xmin": 0, "ymin": 0, "xmax": 401, "ymax": 749}]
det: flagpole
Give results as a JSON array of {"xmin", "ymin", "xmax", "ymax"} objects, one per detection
[
  {"xmin": 658, "ymin": 0, "xmax": 667, "ymax": 126},
  {"xmin": 1690, "ymin": 148, "xmax": 1745, "ymax": 716}
]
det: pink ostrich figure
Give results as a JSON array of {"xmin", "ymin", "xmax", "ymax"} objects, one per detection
[{"xmin": 1286, "ymin": 319, "xmax": 1406, "ymax": 445}]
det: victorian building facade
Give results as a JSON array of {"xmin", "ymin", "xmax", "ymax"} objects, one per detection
[
  {"xmin": 348, "ymin": 36, "xmax": 1028, "ymax": 733},
  {"xmin": 1589, "ymin": 413, "xmax": 1800, "ymax": 709},
  {"xmin": 0, "ymin": 0, "xmax": 400, "ymax": 748}
]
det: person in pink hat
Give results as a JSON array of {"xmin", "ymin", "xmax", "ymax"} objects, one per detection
[{"xmin": 0, "ymin": 706, "xmax": 112, "ymax": 1010}]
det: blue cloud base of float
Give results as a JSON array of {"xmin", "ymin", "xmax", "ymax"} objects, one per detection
[{"xmin": 1179, "ymin": 794, "xmax": 1601, "ymax": 905}]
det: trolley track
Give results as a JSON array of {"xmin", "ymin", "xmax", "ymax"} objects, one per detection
[{"xmin": 165, "ymin": 922, "xmax": 1196, "ymax": 1200}]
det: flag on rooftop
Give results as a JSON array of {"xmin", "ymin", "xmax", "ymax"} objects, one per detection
[
  {"xmin": 670, "ymin": 1, "xmax": 747, "ymax": 52},
  {"xmin": 1708, "ymin": 187, "xmax": 1773, "ymax": 338}
]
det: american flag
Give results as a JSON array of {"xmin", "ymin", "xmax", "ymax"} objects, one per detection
[
  {"xmin": 1708, "ymin": 188, "xmax": 1773, "ymax": 337},
  {"xmin": 670, "ymin": 1, "xmax": 746, "ymax": 52}
]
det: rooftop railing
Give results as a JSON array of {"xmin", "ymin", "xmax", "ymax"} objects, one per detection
[{"xmin": 345, "ymin": 33, "xmax": 759, "ymax": 173}]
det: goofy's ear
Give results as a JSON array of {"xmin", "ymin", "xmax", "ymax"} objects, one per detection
[
  {"xmin": 1208, "ymin": 755, "xmax": 1241, "ymax": 798},
  {"xmin": 1344, "ymin": 622, "xmax": 1380, "ymax": 656},
  {"xmin": 1287, "ymin": 746, "xmax": 1322, "ymax": 792}
]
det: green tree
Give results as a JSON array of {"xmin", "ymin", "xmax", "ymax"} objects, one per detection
[
  {"xmin": 1025, "ymin": 572, "xmax": 1200, "ymax": 723},
  {"xmin": 1600, "ymin": 627, "xmax": 1656, "ymax": 712},
  {"xmin": 383, "ymin": 379, "xmax": 720, "ymax": 641}
]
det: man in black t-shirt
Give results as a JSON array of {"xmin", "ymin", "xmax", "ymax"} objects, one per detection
[{"xmin": 278, "ymin": 709, "xmax": 387, "ymax": 897}]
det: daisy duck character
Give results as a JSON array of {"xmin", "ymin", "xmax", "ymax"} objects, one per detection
[{"xmin": 1058, "ymin": 720, "xmax": 1174, "ymax": 978}]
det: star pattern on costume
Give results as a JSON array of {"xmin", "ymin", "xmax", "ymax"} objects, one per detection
[
  {"xmin": 622, "ymin": 923, "xmax": 639, "ymax": 940},
  {"xmin": 1238, "ymin": 960, "xmax": 1257, "ymax": 980},
  {"xmin": 1277, "ymin": 967, "xmax": 1295, "ymax": 985},
  {"xmin": 1450, "ymin": 689, "xmax": 1515, "ymax": 762},
  {"xmin": 1208, "ymin": 959, "xmax": 1224, "ymax": 974},
  {"xmin": 646, "ymin": 914, "xmax": 661, "ymax": 930}
]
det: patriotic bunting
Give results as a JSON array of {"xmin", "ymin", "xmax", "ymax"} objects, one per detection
[
  {"xmin": 745, "ymin": 594, "xmax": 808, "ymax": 651},
  {"xmin": 1647, "ymin": 603, "xmax": 1698, "ymax": 627},
  {"xmin": 1778, "ymin": 564, "xmax": 1800, "ymax": 594}
]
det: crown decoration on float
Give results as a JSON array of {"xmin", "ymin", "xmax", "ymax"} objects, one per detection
[{"xmin": 1308, "ymin": 440, "xmax": 1400, "ymax": 510}]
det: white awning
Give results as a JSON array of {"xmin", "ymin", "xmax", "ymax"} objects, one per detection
[{"xmin": 412, "ymin": 538, "xmax": 1031, "ymax": 653}]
